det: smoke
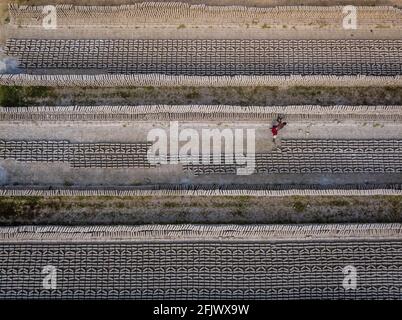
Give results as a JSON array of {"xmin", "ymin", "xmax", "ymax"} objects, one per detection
[{"xmin": 0, "ymin": 48, "xmax": 22, "ymax": 74}]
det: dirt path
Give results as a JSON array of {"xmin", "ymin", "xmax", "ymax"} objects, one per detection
[
  {"xmin": 2, "ymin": 86, "xmax": 402, "ymax": 107},
  {"xmin": 8, "ymin": 1, "xmax": 402, "ymax": 7},
  {"xmin": 3, "ymin": 24, "xmax": 401, "ymax": 45},
  {"xmin": 0, "ymin": 195, "xmax": 400, "ymax": 225}
]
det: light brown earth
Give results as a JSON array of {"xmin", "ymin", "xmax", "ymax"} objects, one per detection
[
  {"xmin": 5, "ymin": 26, "xmax": 398, "ymax": 39},
  {"xmin": 2, "ymin": 21, "xmax": 400, "ymax": 45},
  {"xmin": 0, "ymin": 2, "xmax": 8, "ymax": 25},
  {"xmin": 7, "ymin": 1, "xmax": 402, "ymax": 7}
]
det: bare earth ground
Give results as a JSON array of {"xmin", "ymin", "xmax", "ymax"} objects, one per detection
[
  {"xmin": 2, "ymin": 25, "xmax": 400, "ymax": 46},
  {"xmin": 2, "ymin": 86, "xmax": 402, "ymax": 107},
  {"xmin": 7, "ymin": 1, "xmax": 402, "ymax": 7},
  {"xmin": 0, "ymin": 195, "xmax": 400, "ymax": 225},
  {"xmin": 0, "ymin": 2, "xmax": 8, "ymax": 25}
]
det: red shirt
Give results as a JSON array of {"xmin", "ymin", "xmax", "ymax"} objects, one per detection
[{"xmin": 271, "ymin": 127, "xmax": 278, "ymax": 136}]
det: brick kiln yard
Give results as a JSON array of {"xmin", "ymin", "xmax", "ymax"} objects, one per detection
[{"xmin": 0, "ymin": 1, "xmax": 402, "ymax": 300}]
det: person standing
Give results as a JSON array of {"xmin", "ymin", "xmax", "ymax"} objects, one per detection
[{"xmin": 271, "ymin": 116, "xmax": 287, "ymax": 143}]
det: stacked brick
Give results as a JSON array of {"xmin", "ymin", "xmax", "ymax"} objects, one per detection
[
  {"xmin": 5, "ymin": 39, "xmax": 402, "ymax": 76},
  {"xmin": 1, "ymin": 4, "xmax": 402, "ymax": 301},
  {"xmin": 0, "ymin": 224, "xmax": 401, "ymax": 299},
  {"xmin": 1, "ymin": 138, "xmax": 402, "ymax": 173},
  {"xmin": 183, "ymin": 139, "xmax": 402, "ymax": 175},
  {"xmin": 1, "ymin": 185, "xmax": 402, "ymax": 197},
  {"xmin": 0, "ymin": 140, "xmax": 153, "ymax": 168},
  {"xmin": 1, "ymin": 74, "xmax": 402, "ymax": 87},
  {"xmin": 1, "ymin": 105, "xmax": 401, "ymax": 122},
  {"xmin": 8, "ymin": 4, "xmax": 402, "ymax": 28}
]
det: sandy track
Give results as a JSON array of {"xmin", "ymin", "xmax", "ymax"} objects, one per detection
[
  {"xmin": 3, "ymin": 24, "xmax": 402, "ymax": 44},
  {"xmin": 8, "ymin": 1, "xmax": 402, "ymax": 7}
]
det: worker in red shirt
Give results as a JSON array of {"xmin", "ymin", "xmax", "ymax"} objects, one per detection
[{"xmin": 271, "ymin": 117, "xmax": 287, "ymax": 143}]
